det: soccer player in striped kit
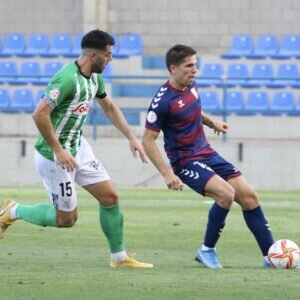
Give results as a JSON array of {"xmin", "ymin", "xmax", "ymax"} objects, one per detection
[
  {"xmin": 0, "ymin": 29, "xmax": 153, "ymax": 268},
  {"xmin": 142, "ymin": 44, "xmax": 274, "ymax": 269}
]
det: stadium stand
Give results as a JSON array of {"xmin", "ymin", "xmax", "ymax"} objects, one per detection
[
  {"xmin": 0, "ymin": 61, "xmax": 19, "ymax": 84},
  {"xmin": 244, "ymin": 91, "xmax": 270, "ymax": 114},
  {"xmin": 64, "ymin": 33, "xmax": 83, "ymax": 58},
  {"xmin": 40, "ymin": 34, "xmax": 72, "ymax": 57},
  {"xmin": 270, "ymin": 91, "xmax": 295, "ymax": 114},
  {"xmin": 114, "ymin": 34, "xmax": 143, "ymax": 57},
  {"xmin": 224, "ymin": 90, "xmax": 245, "ymax": 114},
  {"xmin": 196, "ymin": 63, "xmax": 224, "ymax": 87},
  {"xmin": 10, "ymin": 88, "xmax": 34, "ymax": 112},
  {"xmin": 199, "ymin": 90, "xmax": 222, "ymax": 114}
]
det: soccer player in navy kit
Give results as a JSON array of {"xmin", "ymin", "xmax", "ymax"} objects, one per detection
[{"xmin": 142, "ymin": 44, "xmax": 274, "ymax": 269}]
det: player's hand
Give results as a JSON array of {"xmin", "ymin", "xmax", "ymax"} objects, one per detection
[
  {"xmin": 212, "ymin": 121, "xmax": 229, "ymax": 135},
  {"xmin": 129, "ymin": 139, "xmax": 148, "ymax": 163},
  {"xmin": 164, "ymin": 173, "xmax": 184, "ymax": 191},
  {"xmin": 55, "ymin": 148, "xmax": 77, "ymax": 171}
]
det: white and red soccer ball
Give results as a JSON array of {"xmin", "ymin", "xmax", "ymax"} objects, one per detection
[{"xmin": 268, "ymin": 239, "xmax": 300, "ymax": 269}]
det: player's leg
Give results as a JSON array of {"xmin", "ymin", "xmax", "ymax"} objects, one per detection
[
  {"xmin": 76, "ymin": 137, "xmax": 152, "ymax": 268},
  {"xmin": 227, "ymin": 175, "xmax": 274, "ymax": 265},
  {"xmin": 0, "ymin": 151, "xmax": 78, "ymax": 238},
  {"xmin": 175, "ymin": 160, "xmax": 235, "ymax": 268}
]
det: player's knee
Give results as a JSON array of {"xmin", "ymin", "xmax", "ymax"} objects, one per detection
[
  {"xmin": 56, "ymin": 214, "xmax": 78, "ymax": 228},
  {"xmin": 217, "ymin": 186, "xmax": 235, "ymax": 208},
  {"xmin": 100, "ymin": 191, "xmax": 119, "ymax": 206},
  {"xmin": 243, "ymin": 190, "xmax": 260, "ymax": 210}
]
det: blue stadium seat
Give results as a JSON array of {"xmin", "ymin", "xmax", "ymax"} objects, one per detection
[
  {"xmin": 17, "ymin": 61, "xmax": 42, "ymax": 84},
  {"xmin": 246, "ymin": 35, "xmax": 278, "ymax": 59},
  {"xmin": 270, "ymin": 91, "xmax": 295, "ymax": 114},
  {"xmin": 0, "ymin": 33, "xmax": 25, "ymax": 57},
  {"xmin": 64, "ymin": 33, "xmax": 83, "ymax": 58},
  {"xmin": 0, "ymin": 88, "xmax": 10, "ymax": 111},
  {"xmin": 112, "ymin": 83, "xmax": 160, "ymax": 97},
  {"xmin": 271, "ymin": 35, "xmax": 300, "ymax": 59},
  {"xmin": 267, "ymin": 64, "xmax": 299, "ymax": 88},
  {"xmin": 224, "ymin": 90, "xmax": 245, "ymax": 114},
  {"xmin": 288, "ymin": 96, "xmax": 300, "ymax": 115},
  {"xmin": 35, "ymin": 61, "xmax": 64, "ymax": 85},
  {"xmin": 221, "ymin": 35, "xmax": 253, "ymax": 59},
  {"xmin": 34, "ymin": 89, "xmax": 45, "ymax": 107},
  {"xmin": 41, "ymin": 34, "xmax": 72, "ymax": 57},
  {"xmin": 11, "ymin": 89, "xmax": 34, "ymax": 112},
  {"xmin": 226, "ymin": 63, "xmax": 249, "ymax": 87},
  {"xmin": 142, "ymin": 56, "xmax": 165, "ymax": 69},
  {"xmin": 243, "ymin": 63, "xmax": 274, "ymax": 88},
  {"xmin": 0, "ymin": 61, "xmax": 18, "ymax": 84},
  {"xmin": 115, "ymin": 34, "xmax": 143, "ymax": 57},
  {"xmin": 196, "ymin": 63, "xmax": 224, "ymax": 87},
  {"xmin": 102, "ymin": 63, "xmax": 112, "ymax": 82},
  {"xmin": 21, "ymin": 34, "xmax": 49, "ymax": 57},
  {"xmin": 245, "ymin": 91, "xmax": 270, "ymax": 114},
  {"xmin": 199, "ymin": 90, "xmax": 221, "ymax": 114},
  {"xmin": 111, "ymin": 34, "xmax": 125, "ymax": 58}
]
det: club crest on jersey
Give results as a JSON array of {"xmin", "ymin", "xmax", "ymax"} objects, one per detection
[
  {"xmin": 147, "ymin": 111, "xmax": 157, "ymax": 123},
  {"xmin": 49, "ymin": 88, "xmax": 60, "ymax": 100},
  {"xmin": 71, "ymin": 103, "xmax": 89, "ymax": 115}
]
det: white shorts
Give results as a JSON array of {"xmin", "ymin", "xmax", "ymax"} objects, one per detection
[{"xmin": 35, "ymin": 137, "xmax": 110, "ymax": 212}]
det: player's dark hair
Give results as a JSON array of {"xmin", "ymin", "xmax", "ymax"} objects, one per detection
[
  {"xmin": 166, "ymin": 44, "xmax": 197, "ymax": 71},
  {"xmin": 81, "ymin": 29, "xmax": 115, "ymax": 50}
]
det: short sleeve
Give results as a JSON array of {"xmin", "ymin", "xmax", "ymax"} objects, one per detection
[{"xmin": 95, "ymin": 75, "xmax": 106, "ymax": 98}]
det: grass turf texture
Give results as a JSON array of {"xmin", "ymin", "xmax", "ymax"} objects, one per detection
[{"xmin": 0, "ymin": 187, "xmax": 300, "ymax": 300}]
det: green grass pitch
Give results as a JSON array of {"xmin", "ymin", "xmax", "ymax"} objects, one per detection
[{"xmin": 0, "ymin": 187, "xmax": 300, "ymax": 300}]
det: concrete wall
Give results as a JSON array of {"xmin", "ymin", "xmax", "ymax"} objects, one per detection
[
  {"xmin": 1, "ymin": 0, "xmax": 300, "ymax": 55},
  {"xmin": 0, "ymin": 117, "xmax": 299, "ymax": 190},
  {"xmin": 107, "ymin": 0, "xmax": 300, "ymax": 55}
]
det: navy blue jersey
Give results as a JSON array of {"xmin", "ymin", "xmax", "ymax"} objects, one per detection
[{"xmin": 145, "ymin": 81, "xmax": 214, "ymax": 164}]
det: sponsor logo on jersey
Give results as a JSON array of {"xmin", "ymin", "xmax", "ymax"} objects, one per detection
[
  {"xmin": 51, "ymin": 193, "xmax": 59, "ymax": 209},
  {"xmin": 49, "ymin": 88, "xmax": 60, "ymax": 100},
  {"xmin": 71, "ymin": 103, "xmax": 89, "ymax": 115},
  {"xmin": 177, "ymin": 99, "xmax": 185, "ymax": 107},
  {"xmin": 147, "ymin": 111, "xmax": 157, "ymax": 123}
]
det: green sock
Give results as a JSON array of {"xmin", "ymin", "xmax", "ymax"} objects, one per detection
[
  {"xmin": 16, "ymin": 204, "xmax": 58, "ymax": 227},
  {"xmin": 99, "ymin": 204, "xmax": 124, "ymax": 253}
]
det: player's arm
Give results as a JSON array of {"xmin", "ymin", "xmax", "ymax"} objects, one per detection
[
  {"xmin": 142, "ymin": 128, "xmax": 183, "ymax": 191},
  {"xmin": 32, "ymin": 101, "xmax": 76, "ymax": 171},
  {"xmin": 201, "ymin": 111, "xmax": 229, "ymax": 135},
  {"xmin": 97, "ymin": 95, "xmax": 147, "ymax": 163}
]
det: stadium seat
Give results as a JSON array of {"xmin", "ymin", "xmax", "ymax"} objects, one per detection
[
  {"xmin": 221, "ymin": 35, "xmax": 253, "ymax": 59},
  {"xmin": 17, "ymin": 61, "xmax": 42, "ymax": 84},
  {"xmin": 102, "ymin": 62, "xmax": 112, "ymax": 82},
  {"xmin": 226, "ymin": 63, "xmax": 249, "ymax": 87},
  {"xmin": 267, "ymin": 63, "xmax": 299, "ymax": 88},
  {"xmin": 35, "ymin": 61, "xmax": 64, "ymax": 85},
  {"xmin": 0, "ymin": 33, "xmax": 25, "ymax": 57},
  {"xmin": 64, "ymin": 33, "xmax": 83, "ymax": 58},
  {"xmin": 224, "ymin": 90, "xmax": 245, "ymax": 114},
  {"xmin": 10, "ymin": 89, "xmax": 34, "ymax": 112},
  {"xmin": 21, "ymin": 34, "xmax": 49, "ymax": 57},
  {"xmin": 142, "ymin": 56, "xmax": 166, "ymax": 69},
  {"xmin": 270, "ymin": 91, "xmax": 295, "ymax": 114},
  {"xmin": 0, "ymin": 61, "xmax": 19, "ymax": 84},
  {"xmin": 199, "ymin": 90, "xmax": 221, "ymax": 114},
  {"xmin": 34, "ymin": 89, "xmax": 45, "ymax": 107},
  {"xmin": 115, "ymin": 34, "xmax": 143, "ymax": 57},
  {"xmin": 245, "ymin": 91, "xmax": 270, "ymax": 114},
  {"xmin": 271, "ymin": 35, "xmax": 300, "ymax": 59},
  {"xmin": 41, "ymin": 34, "xmax": 72, "ymax": 57},
  {"xmin": 243, "ymin": 63, "xmax": 274, "ymax": 88},
  {"xmin": 196, "ymin": 63, "xmax": 224, "ymax": 87},
  {"xmin": 246, "ymin": 35, "xmax": 278, "ymax": 59},
  {"xmin": 112, "ymin": 83, "xmax": 160, "ymax": 97},
  {"xmin": 0, "ymin": 88, "xmax": 10, "ymax": 111},
  {"xmin": 288, "ymin": 96, "xmax": 300, "ymax": 115}
]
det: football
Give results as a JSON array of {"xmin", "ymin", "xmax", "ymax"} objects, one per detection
[{"xmin": 268, "ymin": 239, "xmax": 300, "ymax": 269}]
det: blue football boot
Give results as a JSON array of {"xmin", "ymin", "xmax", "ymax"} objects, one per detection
[{"xmin": 195, "ymin": 248, "xmax": 222, "ymax": 269}]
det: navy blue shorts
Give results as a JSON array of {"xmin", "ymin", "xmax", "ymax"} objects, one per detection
[{"xmin": 172, "ymin": 151, "xmax": 241, "ymax": 196}]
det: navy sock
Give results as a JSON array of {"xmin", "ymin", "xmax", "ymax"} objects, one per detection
[
  {"xmin": 243, "ymin": 206, "xmax": 274, "ymax": 256},
  {"xmin": 204, "ymin": 202, "xmax": 229, "ymax": 248}
]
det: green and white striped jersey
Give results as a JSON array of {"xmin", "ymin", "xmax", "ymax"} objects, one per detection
[{"xmin": 34, "ymin": 61, "xmax": 106, "ymax": 161}]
